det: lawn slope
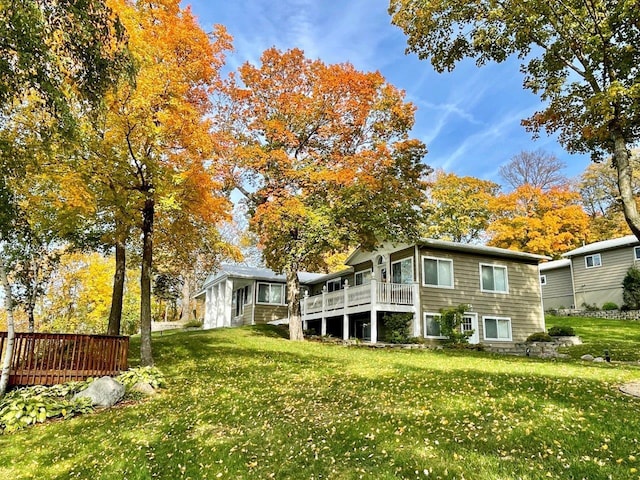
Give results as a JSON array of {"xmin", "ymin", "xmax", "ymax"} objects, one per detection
[{"xmin": 1, "ymin": 325, "xmax": 640, "ymax": 479}]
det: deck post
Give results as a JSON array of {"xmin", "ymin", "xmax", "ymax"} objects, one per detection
[
  {"xmin": 413, "ymin": 282, "xmax": 421, "ymax": 337},
  {"xmin": 370, "ymin": 279, "xmax": 378, "ymax": 343},
  {"xmin": 302, "ymin": 291, "xmax": 309, "ymax": 331},
  {"xmin": 343, "ymin": 280, "xmax": 349, "ymax": 340},
  {"xmin": 321, "ymin": 286, "xmax": 327, "ymax": 336}
]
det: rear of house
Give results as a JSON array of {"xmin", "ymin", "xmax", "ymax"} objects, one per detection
[{"xmin": 562, "ymin": 235, "xmax": 640, "ymax": 309}]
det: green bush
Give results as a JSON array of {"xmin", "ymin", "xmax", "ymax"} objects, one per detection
[
  {"xmin": 183, "ymin": 320, "xmax": 203, "ymax": 328},
  {"xmin": 548, "ymin": 325, "xmax": 575, "ymax": 336},
  {"xmin": 526, "ymin": 332, "xmax": 553, "ymax": 342},
  {"xmin": 117, "ymin": 366, "xmax": 166, "ymax": 390},
  {"xmin": 438, "ymin": 304, "xmax": 472, "ymax": 344},
  {"xmin": 602, "ymin": 302, "xmax": 619, "ymax": 311},
  {"xmin": 623, "ymin": 265, "xmax": 640, "ymax": 310},
  {"xmin": 382, "ymin": 313, "xmax": 413, "ymax": 344}
]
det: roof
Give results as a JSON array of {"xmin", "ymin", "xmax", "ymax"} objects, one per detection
[
  {"xmin": 201, "ymin": 264, "xmax": 327, "ymax": 289},
  {"xmin": 561, "ymin": 235, "xmax": 639, "ymax": 258},
  {"xmin": 416, "ymin": 238, "xmax": 549, "ymax": 262},
  {"xmin": 539, "ymin": 259, "xmax": 571, "ymax": 271}
]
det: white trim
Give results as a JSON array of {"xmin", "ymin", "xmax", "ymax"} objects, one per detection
[
  {"xmin": 482, "ymin": 316, "xmax": 512, "ymax": 342},
  {"xmin": 539, "ymin": 274, "xmax": 547, "ymax": 286},
  {"xmin": 479, "ymin": 263, "xmax": 509, "ymax": 294},
  {"xmin": 422, "ymin": 255, "xmax": 454, "ymax": 289},
  {"xmin": 423, "ymin": 312, "xmax": 447, "ymax": 339},
  {"xmin": 256, "ymin": 282, "xmax": 286, "ymax": 305},
  {"xmin": 354, "ymin": 269, "xmax": 372, "ymax": 286},
  {"xmin": 585, "ymin": 253, "xmax": 602, "ymax": 269},
  {"xmin": 391, "ymin": 256, "xmax": 414, "ymax": 285}
]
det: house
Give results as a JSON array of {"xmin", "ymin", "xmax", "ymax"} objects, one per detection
[
  {"xmin": 560, "ymin": 234, "xmax": 640, "ymax": 309},
  {"xmin": 539, "ymin": 259, "xmax": 574, "ymax": 310},
  {"xmin": 198, "ymin": 239, "xmax": 548, "ymax": 347}
]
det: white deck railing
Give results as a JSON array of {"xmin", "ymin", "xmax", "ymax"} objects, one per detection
[{"xmin": 301, "ymin": 279, "xmax": 416, "ymax": 318}]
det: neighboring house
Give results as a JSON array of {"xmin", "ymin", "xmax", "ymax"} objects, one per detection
[
  {"xmin": 561, "ymin": 234, "xmax": 640, "ymax": 309},
  {"xmin": 539, "ymin": 259, "xmax": 574, "ymax": 310},
  {"xmin": 198, "ymin": 239, "xmax": 548, "ymax": 347}
]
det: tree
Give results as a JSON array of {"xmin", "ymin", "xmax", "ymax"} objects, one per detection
[
  {"xmin": 0, "ymin": 0, "xmax": 128, "ymax": 397},
  {"xmin": 499, "ymin": 150, "xmax": 567, "ymax": 190},
  {"xmin": 390, "ymin": 0, "xmax": 640, "ymax": 240},
  {"xmin": 423, "ymin": 170, "xmax": 500, "ymax": 243},
  {"xmin": 99, "ymin": 0, "xmax": 233, "ymax": 365},
  {"xmin": 579, "ymin": 154, "xmax": 638, "ymax": 241},
  {"xmin": 223, "ymin": 48, "xmax": 429, "ymax": 341},
  {"xmin": 487, "ymin": 184, "xmax": 590, "ymax": 258}
]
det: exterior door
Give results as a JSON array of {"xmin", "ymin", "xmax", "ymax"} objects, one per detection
[{"xmin": 462, "ymin": 313, "xmax": 479, "ymax": 344}]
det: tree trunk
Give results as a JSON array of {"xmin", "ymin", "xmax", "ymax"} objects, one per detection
[
  {"xmin": 180, "ymin": 271, "xmax": 192, "ymax": 323},
  {"xmin": 26, "ymin": 303, "xmax": 35, "ymax": 333},
  {"xmin": 140, "ymin": 196, "xmax": 154, "ymax": 366},
  {"xmin": 613, "ymin": 131, "xmax": 640, "ymax": 240},
  {"xmin": 107, "ymin": 239, "xmax": 126, "ymax": 336},
  {"xmin": 286, "ymin": 267, "xmax": 303, "ymax": 341},
  {"xmin": 0, "ymin": 256, "xmax": 15, "ymax": 397}
]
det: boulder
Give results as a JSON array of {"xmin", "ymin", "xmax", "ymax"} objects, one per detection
[
  {"xmin": 593, "ymin": 357, "xmax": 605, "ymax": 363},
  {"xmin": 580, "ymin": 354, "xmax": 594, "ymax": 361},
  {"xmin": 131, "ymin": 381, "xmax": 157, "ymax": 397},
  {"xmin": 74, "ymin": 376, "xmax": 125, "ymax": 407}
]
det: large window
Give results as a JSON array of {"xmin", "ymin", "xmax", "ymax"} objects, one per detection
[
  {"xmin": 257, "ymin": 282, "xmax": 285, "ymax": 305},
  {"xmin": 422, "ymin": 256, "xmax": 454, "ymax": 288},
  {"xmin": 480, "ymin": 264, "xmax": 508, "ymax": 293},
  {"xmin": 326, "ymin": 278, "xmax": 341, "ymax": 292},
  {"xmin": 392, "ymin": 257, "xmax": 413, "ymax": 284},
  {"xmin": 423, "ymin": 313, "xmax": 446, "ymax": 338},
  {"xmin": 483, "ymin": 316, "xmax": 512, "ymax": 341},
  {"xmin": 585, "ymin": 253, "xmax": 602, "ymax": 268},
  {"xmin": 354, "ymin": 270, "xmax": 372, "ymax": 286}
]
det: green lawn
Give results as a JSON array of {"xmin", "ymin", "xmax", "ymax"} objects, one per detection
[
  {"xmin": 1, "ymin": 324, "xmax": 640, "ymax": 479},
  {"xmin": 546, "ymin": 315, "xmax": 640, "ymax": 362}
]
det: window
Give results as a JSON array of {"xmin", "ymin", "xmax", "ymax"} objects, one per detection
[
  {"xmin": 540, "ymin": 275, "xmax": 547, "ymax": 286},
  {"xmin": 634, "ymin": 246, "xmax": 640, "ymax": 261},
  {"xmin": 423, "ymin": 313, "xmax": 446, "ymax": 338},
  {"xmin": 585, "ymin": 253, "xmax": 602, "ymax": 268},
  {"xmin": 422, "ymin": 256, "xmax": 454, "ymax": 288},
  {"xmin": 326, "ymin": 278, "xmax": 341, "ymax": 292},
  {"xmin": 354, "ymin": 270, "xmax": 372, "ymax": 286},
  {"xmin": 257, "ymin": 283, "xmax": 285, "ymax": 305},
  {"xmin": 392, "ymin": 257, "xmax": 413, "ymax": 284},
  {"xmin": 483, "ymin": 316, "xmax": 512, "ymax": 341},
  {"xmin": 234, "ymin": 286, "xmax": 250, "ymax": 317},
  {"xmin": 480, "ymin": 264, "xmax": 508, "ymax": 293}
]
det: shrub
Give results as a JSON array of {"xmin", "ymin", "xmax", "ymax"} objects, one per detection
[
  {"xmin": 623, "ymin": 265, "xmax": 640, "ymax": 310},
  {"xmin": 117, "ymin": 366, "xmax": 166, "ymax": 390},
  {"xmin": 602, "ymin": 302, "xmax": 619, "ymax": 311},
  {"xmin": 183, "ymin": 319, "xmax": 203, "ymax": 328},
  {"xmin": 548, "ymin": 325, "xmax": 575, "ymax": 336},
  {"xmin": 382, "ymin": 313, "xmax": 413, "ymax": 344},
  {"xmin": 438, "ymin": 304, "xmax": 472, "ymax": 344},
  {"xmin": 526, "ymin": 332, "xmax": 553, "ymax": 342}
]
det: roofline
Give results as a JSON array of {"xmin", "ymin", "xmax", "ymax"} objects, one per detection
[
  {"xmin": 417, "ymin": 238, "xmax": 549, "ymax": 262},
  {"xmin": 562, "ymin": 235, "xmax": 639, "ymax": 258}
]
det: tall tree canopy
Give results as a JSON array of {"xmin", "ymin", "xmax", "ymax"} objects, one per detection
[
  {"xmin": 390, "ymin": 0, "xmax": 640, "ymax": 239},
  {"xmin": 223, "ymin": 48, "xmax": 429, "ymax": 340},
  {"xmin": 488, "ymin": 184, "xmax": 590, "ymax": 258},
  {"xmin": 499, "ymin": 150, "xmax": 568, "ymax": 191},
  {"xmin": 423, "ymin": 170, "xmax": 499, "ymax": 243}
]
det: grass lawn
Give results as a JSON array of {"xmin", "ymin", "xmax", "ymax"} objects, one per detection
[
  {"xmin": 1, "ymin": 324, "xmax": 640, "ymax": 479},
  {"xmin": 546, "ymin": 315, "xmax": 640, "ymax": 362}
]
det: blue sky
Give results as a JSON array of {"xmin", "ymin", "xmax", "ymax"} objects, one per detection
[{"xmin": 187, "ymin": 0, "xmax": 592, "ymax": 187}]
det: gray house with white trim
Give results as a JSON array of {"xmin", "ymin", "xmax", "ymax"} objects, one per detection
[{"xmin": 539, "ymin": 259, "xmax": 574, "ymax": 310}]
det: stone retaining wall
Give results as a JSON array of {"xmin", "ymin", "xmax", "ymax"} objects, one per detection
[{"xmin": 556, "ymin": 309, "xmax": 640, "ymax": 321}]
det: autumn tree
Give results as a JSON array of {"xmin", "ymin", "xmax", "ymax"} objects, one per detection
[
  {"xmin": 390, "ymin": 0, "xmax": 640, "ymax": 240},
  {"xmin": 579, "ymin": 154, "xmax": 638, "ymax": 241},
  {"xmin": 0, "ymin": 0, "xmax": 127, "ymax": 396},
  {"xmin": 423, "ymin": 170, "xmax": 500, "ymax": 243},
  {"xmin": 487, "ymin": 185, "xmax": 590, "ymax": 258},
  {"xmin": 223, "ymin": 48, "xmax": 429, "ymax": 341},
  {"xmin": 499, "ymin": 150, "xmax": 568, "ymax": 191},
  {"xmin": 98, "ymin": 0, "xmax": 232, "ymax": 365}
]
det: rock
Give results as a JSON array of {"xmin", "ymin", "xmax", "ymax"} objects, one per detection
[
  {"xmin": 580, "ymin": 354, "xmax": 594, "ymax": 361},
  {"xmin": 73, "ymin": 376, "xmax": 125, "ymax": 407},
  {"xmin": 593, "ymin": 357, "xmax": 605, "ymax": 363},
  {"xmin": 131, "ymin": 381, "xmax": 157, "ymax": 396}
]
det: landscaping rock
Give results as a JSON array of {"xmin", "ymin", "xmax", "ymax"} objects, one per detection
[
  {"xmin": 73, "ymin": 376, "xmax": 125, "ymax": 407},
  {"xmin": 580, "ymin": 354, "xmax": 594, "ymax": 361},
  {"xmin": 593, "ymin": 357, "xmax": 605, "ymax": 363},
  {"xmin": 132, "ymin": 381, "xmax": 157, "ymax": 396}
]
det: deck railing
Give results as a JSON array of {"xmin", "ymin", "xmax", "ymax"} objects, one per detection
[
  {"xmin": 301, "ymin": 279, "xmax": 416, "ymax": 318},
  {"xmin": 0, "ymin": 332, "xmax": 129, "ymax": 387}
]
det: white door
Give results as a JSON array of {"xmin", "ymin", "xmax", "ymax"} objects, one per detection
[{"xmin": 462, "ymin": 313, "xmax": 479, "ymax": 344}]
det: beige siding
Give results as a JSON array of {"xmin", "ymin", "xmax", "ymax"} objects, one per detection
[
  {"xmin": 253, "ymin": 304, "xmax": 288, "ymax": 324},
  {"xmin": 417, "ymin": 247, "xmax": 544, "ymax": 345},
  {"xmin": 541, "ymin": 266, "xmax": 574, "ymax": 310},
  {"xmin": 572, "ymin": 247, "xmax": 635, "ymax": 308}
]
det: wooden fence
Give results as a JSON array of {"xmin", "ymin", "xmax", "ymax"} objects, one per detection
[{"xmin": 0, "ymin": 332, "xmax": 129, "ymax": 386}]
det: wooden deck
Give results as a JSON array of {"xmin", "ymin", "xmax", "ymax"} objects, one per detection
[{"xmin": 0, "ymin": 332, "xmax": 129, "ymax": 386}]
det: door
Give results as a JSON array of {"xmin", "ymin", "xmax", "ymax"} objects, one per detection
[{"xmin": 462, "ymin": 313, "xmax": 479, "ymax": 344}]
